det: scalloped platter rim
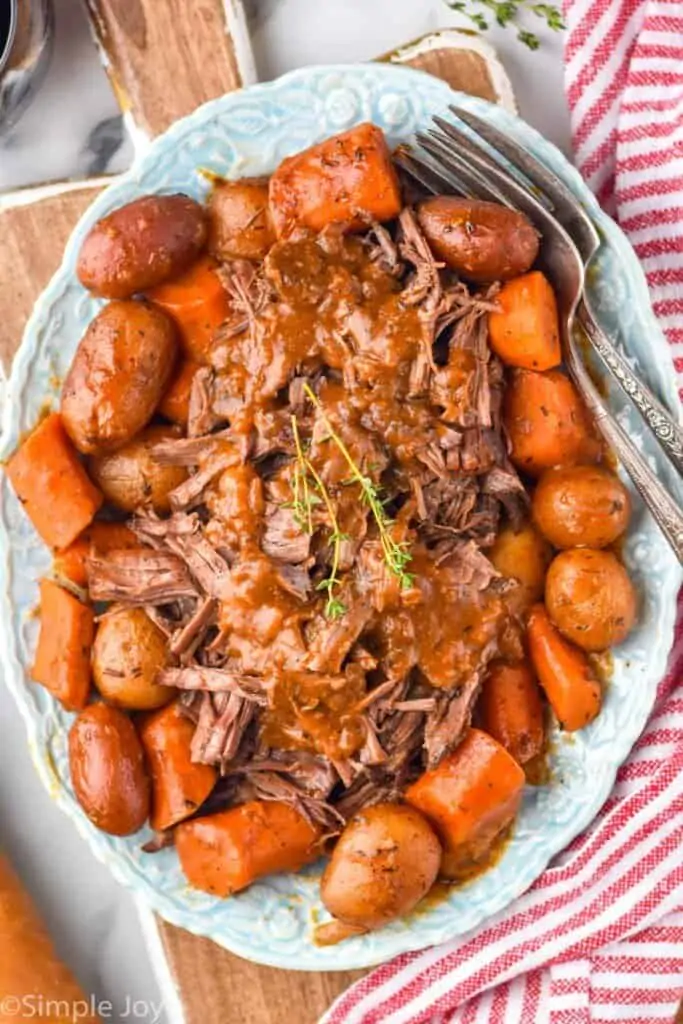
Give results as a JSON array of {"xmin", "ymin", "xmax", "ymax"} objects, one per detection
[{"xmin": 0, "ymin": 64, "xmax": 681, "ymax": 971}]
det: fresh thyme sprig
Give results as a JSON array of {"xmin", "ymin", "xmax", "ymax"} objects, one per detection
[
  {"xmin": 446, "ymin": 0, "xmax": 565, "ymax": 50},
  {"xmin": 290, "ymin": 414, "xmax": 319, "ymax": 533},
  {"xmin": 290, "ymin": 415, "xmax": 347, "ymax": 620},
  {"xmin": 302, "ymin": 384, "xmax": 414, "ymax": 590}
]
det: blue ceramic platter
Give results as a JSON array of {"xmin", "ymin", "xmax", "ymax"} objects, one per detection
[{"xmin": 0, "ymin": 64, "xmax": 680, "ymax": 970}]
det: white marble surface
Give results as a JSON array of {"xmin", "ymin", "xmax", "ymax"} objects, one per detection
[{"xmin": 0, "ymin": 2, "xmax": 571, "ymax": 1022}]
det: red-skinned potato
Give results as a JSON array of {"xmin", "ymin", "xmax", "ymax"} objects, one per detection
[
  {"xmin": 417, "ymin": 197, "xmax": 539, "ymax": 283},
  {"xmin": 545, "ymin": 548, "xmax": 637, "ymax": 651},
  {"xmin": 532, "ymin": 465, "xmax": 631, "ymax": 549},
  {"xmin": 488, "ymin": 521, "xmax": 552, "ymax": 614},
  {"xmin": 88, "ymin": 425, "xmax": 187, "ymax": 513},
  {"xmin": 92, "ymin": 606, "xmax": 173, "ymax": 710},
  {"xmin": 69, "ymin": 703, "xmax": 150, "ymax": 835},
  {"xmin": 77, "ymin": 195, "xmax": 207, "ymax": 298},
  {"xmin": 208, "ymin": 178, "xmax": 275, "ymax": 261},
  {"xmin": 320, "ymin": 804, "xmax": 441, "ymax": 934},
  {"xmin": 61, "ymin": 300, "xmax": 177, "ymax": 455}
]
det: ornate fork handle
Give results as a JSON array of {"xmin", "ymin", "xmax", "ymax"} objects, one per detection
[
  {"xmin": 566, "ymin": 340, "xmax": 683, "ymax": 565},
  {"xmin": 578, "ymin": 300, "xmax": 683, "ymax": 478}
]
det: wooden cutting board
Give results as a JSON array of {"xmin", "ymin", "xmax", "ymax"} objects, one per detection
[{"xmin": 0, "ymin": 8, "xmax": 515, "ymax": 1022}]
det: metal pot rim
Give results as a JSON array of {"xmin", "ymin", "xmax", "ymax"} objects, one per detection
[{"xmin": 0, "ymin": 0, "xmax": 18, "ymax": 77}]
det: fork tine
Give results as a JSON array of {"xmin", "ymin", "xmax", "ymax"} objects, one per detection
[
  {"xmin": 449, "ymin": 105, "xmax": 600, "ymax": 258},
  {"xmin": 394, "ymin": 149, "xmax": 474, "ymax": 198},
  {"xmin": 415, "ymin": 133, "xmax": 498, "ymax": 199},
  {"xmin": 432, "ymin": 115, "xmax": 554, "ymax": 213},
  {"xmin": 449, "ymin": 106, "xmax": 570, "ymax": 206},
  {"xmin": 416, "ymin": 132, "xmax": 517, "ymax": 208}
]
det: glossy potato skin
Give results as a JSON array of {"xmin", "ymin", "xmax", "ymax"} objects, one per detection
[
  {"xmin": 69, "ymin": 703, "xmax": 150, "ymax": 835},
  {"xmin": 77, "ymin": 195, "xmax": 208, "ymax": 298},
  {"xmin": 532, "ymin": 465, "xmax": 631, "ymax": 549},
  {"xmin": 88, "ymin": 425, "xmax": 187, "ymax": 513},
  {"xmin": 417, "ymin": 198, "xmax": 539, "ymax": 283},
  {"xmin": 545, "ymin": 549, "xmax": 637, "ymax": 651},
  {"xmin": 92, "ymin": 607, "xmax": 172, "ymax": 710},
  {"xmin": 488, "ymin": 521, "xmax": 552, "ymax": 614},
  {"xmin": 61, "ymin": 301, "xmax": 177, "ymax": 455},
  {"xmin": 208, "ymin": 178, "xmax": 275, "ymax": 261},
  {"xmin": 321, "ymin": 804, "xmax": 441, "ymax": 930}
]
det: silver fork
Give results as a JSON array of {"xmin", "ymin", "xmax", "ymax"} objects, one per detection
[{"xmin": 397, "ymin": 114, "xmax": 683, "ymax": 565}]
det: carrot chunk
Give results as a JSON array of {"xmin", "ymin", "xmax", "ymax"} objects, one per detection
[
  {"xmin": 479, "ymin": 661, "xmax": 545, "ymax": 764},
  {"xmin": 146, "ymin": 255, "xmax": 231, "ymax": 363},
  {"xmin": 406, "ymin": 728, "xmax": 525, "ymax": 879},
  {"xmin": 527, "ymin": 603, "xmax": 602, "ymax": 731},
  {"xmin": 139, "ymin": 701, "xmax": 217, "ymax": 832},
  {"xmin": 6, "ymin": 413, "xmax": 103, "ymax": 550},
  {"xmin": 175, "ymin": 801, "xmax": 320, "ymax": 896},
  {"xmin": 32, "ymin": 579, "xmax": 94, "ymax": 711},
  {"xmin": 489, "ymin": 271, "xmax": 561, "ymax": 371},
  {"xmin": 504, "ymin": 368, "xmax": 601, "ymax": 477},
  {"xmin": 269, "ymin": 123, "xmax": 402, "ymax": 237}
]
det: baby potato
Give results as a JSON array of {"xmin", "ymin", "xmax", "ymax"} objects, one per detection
[
  {"xmin": 208, "ymin": 178, "xmax": 275, "ymax": 261},
  {"xmin": 88, "ymin": 425, "xmax": 187, "ymax": 513},
  {"xmin": 93, "ymin": 606, "xmax": 172, "ymax": 710},
  {"xmin": 545, "ymin": 548, "xmax": 637, "ymax": 651},
  {"xmin": 77, "ymin": 194, "xmax": 208, "ymax": 298},
  {"xmin": 321, "ymin": 804, "xmax": 441, "ymax": 931},
  {"xmin": 488, "ymin": 521, "xmax": 553, "ymax": 614},
  {"xmin": 69, "ymin": 703, "xmax": 150, "ymax": 835},
  {"xmin": 61, "ymin": 300, "xmax": 178, "ymax": 455},
  {"xmin": 532, "ymin": 465, "xmax": 631, "ymax": 549},
  {"xmin": 417, "ymin": 197, "xmax": 539, "ymax": 283}
]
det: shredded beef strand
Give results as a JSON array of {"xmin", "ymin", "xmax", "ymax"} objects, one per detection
[
  {"xmin": 150, "ymin": 429, "xmax": 233, "ymax": 466},
  {"xmin": 424, "ymin": 673, "xmax": 483, "ymax": 767},
  {"xmin": 158, "ymin": 666, "xmax": 268, "ymax": 703},
  {"xmin": 169, "ymin": 597, "xmax": 218, "ymax": 657},
  {"xmin": 141, "ymin": 831, "xmax": 176, "ymax": 854},
  {"xmin": 169, "ymin": 451, "xmax": 238, "ymax": 511},
  {"xmin": 88, "ymin": 550, "xmax": 198, "ymax": 604}
]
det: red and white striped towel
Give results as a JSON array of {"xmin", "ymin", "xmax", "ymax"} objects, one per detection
[{"xmin": 323, "ymin": 3, "xmax": 683, "ymax": 1020}]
